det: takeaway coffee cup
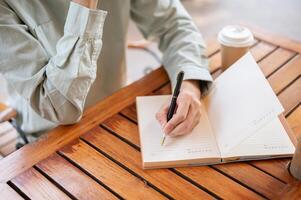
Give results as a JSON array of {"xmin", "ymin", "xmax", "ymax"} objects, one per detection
[
  {"xmin": 289, "ymin": 140, "xmax": 301, "ymax": 180},
  {"xmin": 218, "ymin": 25, "xmax": 254, "ymax": 70}
]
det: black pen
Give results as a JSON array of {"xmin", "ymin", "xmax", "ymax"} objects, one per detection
[{"xmin": 161, "ymin": 71, "xmax": 185, "ymax": 146}]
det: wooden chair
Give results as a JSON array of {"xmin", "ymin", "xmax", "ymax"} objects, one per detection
[
  {"xmin": 0, "ymin": 103, "xmax": 17, "ymax": 123},
  {"xmin": 0, "ymin": 103, "xmax": 29, "ymax": 146}
]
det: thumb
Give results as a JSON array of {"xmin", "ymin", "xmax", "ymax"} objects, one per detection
[
  {"xmin": 156, "ymin": 103, "xmax": 169, "ymax": 127},
  {"xmin": 156, "ymin": 111, "xmax": 167, "ymax": 128}
]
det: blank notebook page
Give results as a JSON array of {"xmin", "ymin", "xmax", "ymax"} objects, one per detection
[
  {"xmin": 224, "ymin": 117, "xmax": 295, "ymax": 158},
  {"xmin": 136, "ymin": 95, "xmax": 220, "ymax": 163},
  {"xmin": 203, "ymin": 52, "xmax": 284, "ymax": 155}
]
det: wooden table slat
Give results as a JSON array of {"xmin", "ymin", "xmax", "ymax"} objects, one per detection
[
  {"xmin": 275, "ymin": 181, "xmax": 301, "ymax": 199},
  {"xmin": 278, "ymin": 78, "xmax": 301, "ymax": 116},
  {"xmin": 59, "ymin": 140, "xmax": 168, "ymax": 199},
  {"xmin": 259, "ymin": 48, "xmax": 297, "ymax": 77},
  {"xmin": 101, "ymin": 114, "xmax": 285, "ymax": 198},
  {"xmin": 0, "ymin": 138, "xmax": 18, "ymax": 156},
  {"xmin": 250, "ymin": 159, "xmax": 293, "ymax": 183},
  {"xmin": 249, "ymin": 41, "xmax": 277, "ymax": 61},
  {"xmin": 0, "ymin": 183, "xmax": 23, "ymax": 200},
  {"xmin": 205, "ymin": 38, "xmax": 221, "ymax": 57},
  {"xmin": 11, "ymin": 168, "xmax": 71, "ymax": 200},
  {"xmin": 287, "ymin": 105, "xmax": 301, "ymax": 139},
  {"xmin": 249, "ymin": 25, "xmax": 301, "ymax": 54},
  {"xmin": 36, "ymin": 153, "xmax": 117, "ymax": 200},
  {"xmin": 212, "ymin": 163, "xmax": 285, "ymax": 199},
  {"xmin": 0, "ymin": 127, "xmax": 18, "ymax": 148},
  {"xmin": 268, "ymin": 55, "xmax": 301, "ymax": 94},
  {"xmin": 82, "ymin": 126, "xmax": 215, "ymax": 199},
  {"xmin": 173, "ymin": 166, "xmax": 262, "ymax": 199}
]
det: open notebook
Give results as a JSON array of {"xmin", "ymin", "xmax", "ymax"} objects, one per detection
[{"xmin": 136, "ymin": 52, "xmax": 295, "ymax": 169}]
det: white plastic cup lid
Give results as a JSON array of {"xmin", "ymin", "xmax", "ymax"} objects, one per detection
[{"xmin": 218, "ymin": 25, "xmax": 254, "ymax": 47}]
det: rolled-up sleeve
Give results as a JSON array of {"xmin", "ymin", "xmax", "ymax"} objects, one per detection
[
  {"xmin": 130, "ymin": 0, "xmax": 212, "ymax": 91},
  {"xmin": 0, "ymin": 2, "xmax": 107, "ymax": 124}
]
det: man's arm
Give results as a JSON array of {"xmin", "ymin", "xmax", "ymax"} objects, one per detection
[
  {"xmin": 130, "ymin": 0, "xmax": 213, "ymax": 136},
  {"xmin": 0, "ymin": 1, "xmax": 106, "ymax": 124}
]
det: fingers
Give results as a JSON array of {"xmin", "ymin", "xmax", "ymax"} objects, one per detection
[
  {"xmin": 163, "ymin": 94, "xmax": 191, "ymax": 134},
  {"xmin": 156, "ymin": 89, "xmax": 202, "ymax": 137},
  {"xmin": 155, "ymin": 100, "xmax": 169, "ymax": 128},
  {"xmin": 168, "ymin": 96, "xmax": 202, "ymax": 136}
]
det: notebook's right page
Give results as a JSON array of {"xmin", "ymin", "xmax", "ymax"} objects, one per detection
[
  {"xmin": 203, "ymin": 52, "xmax": 284, "ymax": 156},
  {"xmin": 222, "ymin": 117, "xmax": 295, "ymax": 159}
]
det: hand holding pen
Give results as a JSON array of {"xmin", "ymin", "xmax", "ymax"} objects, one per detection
[{"xmin": 156, "ymin": 71, "xmax": 202, "ymax": 145}]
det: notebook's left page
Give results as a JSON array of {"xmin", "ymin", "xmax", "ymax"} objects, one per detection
[{"xmin": 136, "ymin": 95, "xmax": 221, "ymax": 169}]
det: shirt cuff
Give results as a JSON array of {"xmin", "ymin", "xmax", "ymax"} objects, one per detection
[
  {"xmin": 65, "ymin": 2, "xmax": 107, "ymax": 37},
  {"xmin": 170, "ymin": 65, "xmax": 213, "ymax": 95}
]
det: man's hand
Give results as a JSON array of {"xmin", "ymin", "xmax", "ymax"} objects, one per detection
[
  {"xmin": 72, "ymin": 0, "xmax": 98, "ymax": 9},
  {"xmin": 156, "ymin": 80, "xmax": 202, "ymax": 136}
]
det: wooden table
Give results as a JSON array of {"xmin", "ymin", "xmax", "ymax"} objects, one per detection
[{"xmin": 1, "ymin": 30, "xmax": 301, "ymax": 199}]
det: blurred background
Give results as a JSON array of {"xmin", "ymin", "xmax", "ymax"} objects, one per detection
[
  {"xmin": 127, "ymin": 0, "xmax": 301, "ymax": 83},
  {"xmin": 0, "ymin": 0, "xmax": 300, "ymax": 156},
  {"xmin": 1, "ymin": 0, "xmax": 301, "ymax": 103}
]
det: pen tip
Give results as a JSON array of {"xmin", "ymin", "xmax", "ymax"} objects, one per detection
[{"xmin": 161, "ymin": 137, "xmax": 166, "ymax": 146}]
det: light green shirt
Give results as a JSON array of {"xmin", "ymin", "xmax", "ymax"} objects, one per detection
[{"xmin": 0, "ymin": 0, "xmax": 212, "ymax": 135}]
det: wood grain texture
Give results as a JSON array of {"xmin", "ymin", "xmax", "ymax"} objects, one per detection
[
  {"xmin": 0, "ymin": 120, "xmax": 18, "ymax": 157},
  {"xmin": 0, "ymin": 67, "xmax": 168, "ymax": 183},
  {"xmin": 0, "ymin": 126, "xmax": 18, "ymax": 148},
  {"xmin": 249, "ymin": 25, "xmax": 301, "ymax": 54},
  {"xmin": 36, "ymin": 153, "xmax": 117, "ymax": 200},
  {"xmin": 287, "ymin": 106, "xmax": 301, "ymax": 139},
  {"xmin": 250, "ymin": 41, "xmax": 277, "ymax": 61},
  {"xmin": 59, "ymin": 140, "xmax": 167, "ymax": 199},
  {"xmin": 268, "ymin": 55, "xmax": 301, "ymax": 94},
  {"xmin": 0, "ymin": 138, "xmax": 18, "ymax": 156},
  {"xmin": 11, "ymin": 168, "xmax": 71, "ymax": 200},
  {"xmin": 205, "ymin": 38, "xmax": 220, "ymax": 56},
  {"xmin": 259, "ymin": 48, "xmax": 296, "ymax": 77},
  {"xmin": 102, "ymin": 114, "xmax": 285, "ymax": 198},
  {"xmin": 278, "ymin": 78, "xmax": 301, "ymax": 116},
  {"xmin": 212, "ymin": 163, "xmax": 285, "ymax": 199},
  {"xmin": 0, "ymin": 183, "xmax": 23, "ymax": 200},
  {"xmin": 275, "ymin": 181, "xmax": 301, "ymax": 200},
  {"xmin": 208, "ymin": 51, "xmax": 221, "ymax": 72},
  {"xmin": 174, "ymin": 166, "xmax": 262, "ymax": 199},
  {"xmin": 250, "ymin": 159, "xmax": 293, "ymax": 183},
  {"xmin": 81, "ymin": 126, "xmax": 214, "ymax": 200}
]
